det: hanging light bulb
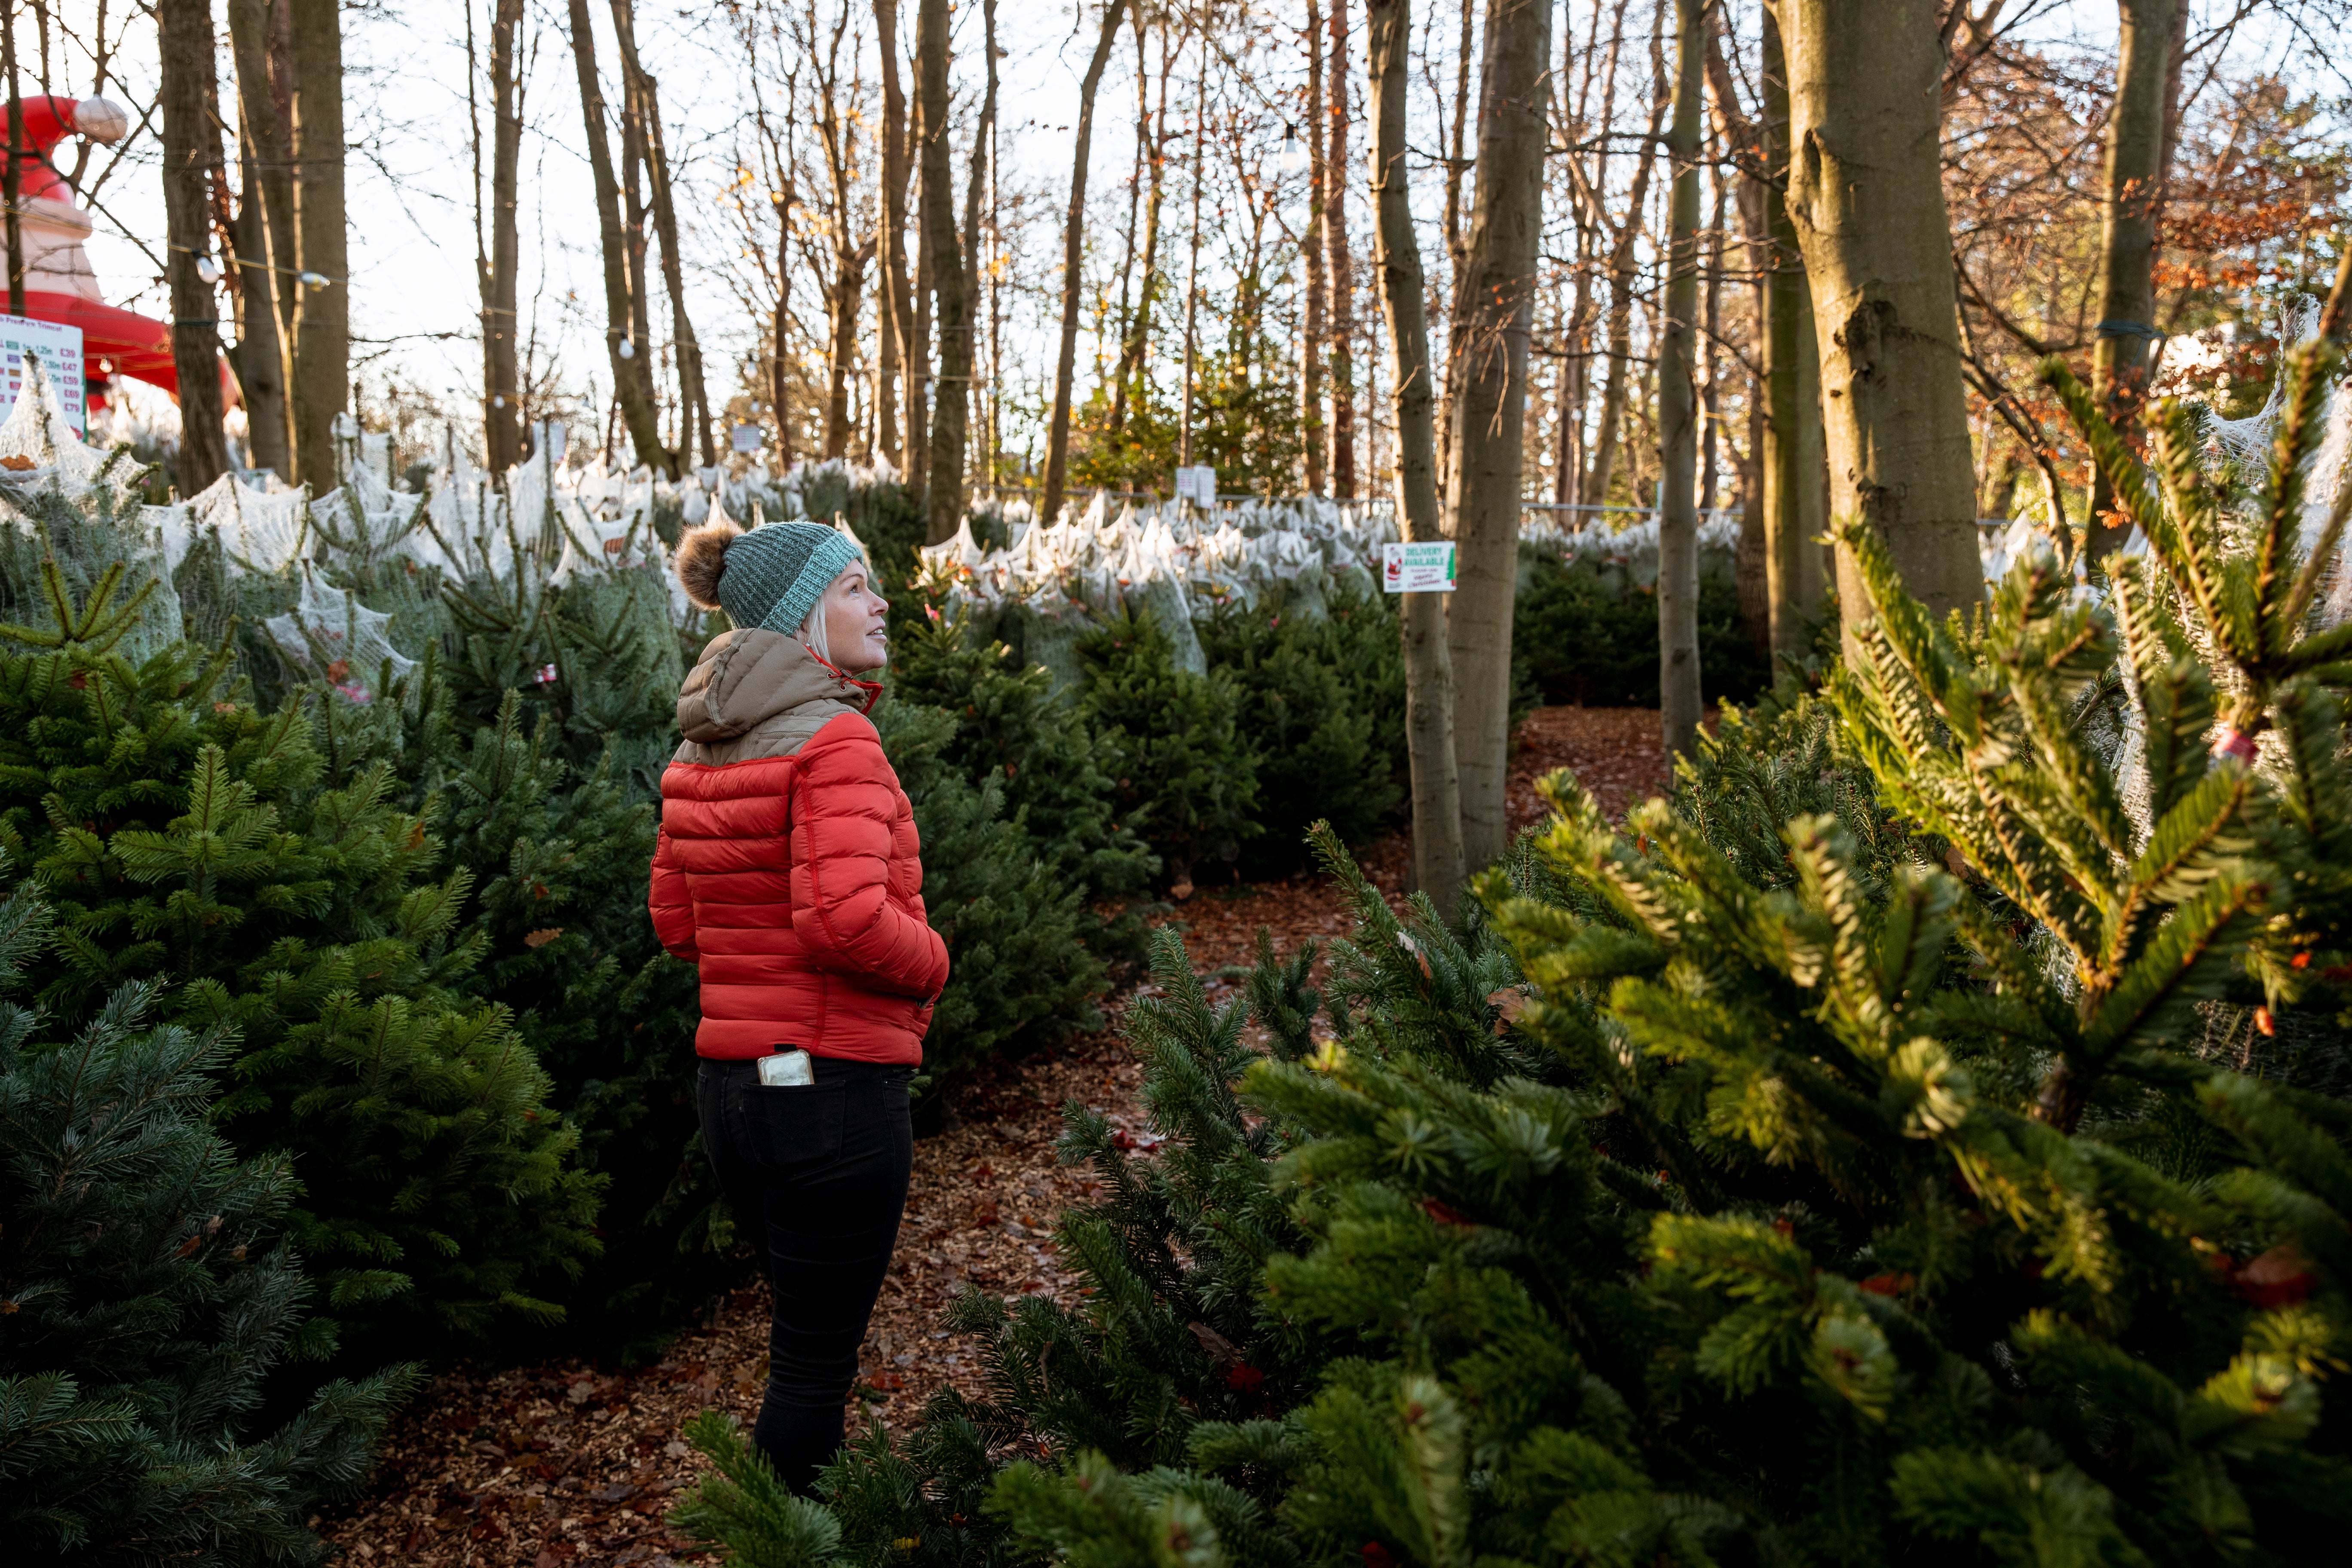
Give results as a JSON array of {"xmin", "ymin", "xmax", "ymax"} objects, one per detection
[
  {"xmin": 1280, "ymin": 123, "xmax": 1307, "ymax": 176},
  {"xmin": 619, "ymin": 337, "xmax": 637, "ymax": 360},
  {"xmin": 297, "ymin": 270, "xmax": 331, "ymax": 289},
  {"xmin": 193, "ymin": 254, "xmax": 220, "ymax": 285}
]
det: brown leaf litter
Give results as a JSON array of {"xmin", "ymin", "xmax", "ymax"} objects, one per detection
[{"xmin": 315, "ymin": 705, "xmax": 1664, "ymax": 1566}]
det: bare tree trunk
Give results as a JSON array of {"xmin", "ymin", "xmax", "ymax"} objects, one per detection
[
  {"xmin": 1179, "ymin": 31, "xmax": 1206, "ymax": 472},
  {"xmin": 2084, "ymin": 0, "xmax": 2180, "ymax": 563},
  {"xmin": 1326, "ymin": 0, "xmax": 1356, "ymax": 498},
  {"xmin": 1109, "ymin": 9, "xmax": 1168, "ymax": 437},
  {"xmin": 916, "ymin": 0, "xmax": 973, "ymax": 544},
  {"xmin": 226, "ymin": 0, "xmax": 293, "ymax": 476},
  {"xmin": 1038, "ymin": 0, "xmax": 1128, "ymax": 527},
  {"xmin": 1369, "ymin": 0, "xmax": 1464, "ymax": 916},
  {"xmin": 1302, "ymin": 0, "xmax": 1328, "ymax": 494},
  {"xmin": 1435, "ymin": 0, "xmax": 1476, "ymax": 485},
  {"xmin": 1759, "ymin": 6, "xmax": 1825, "ymax": 658},
  {"xmin": 566, "ymin": 0, "xmax": 670, "ymax": 476},
  {"xmin": 1444, "ymin": 0, "xmax": 1552, "ymax": 871},
  {"xmin": 477, "ymin": 0, "xmax": 526, "ymax": 471},
  {"xmin": 288, "ymin": 0, "xmax": 348, "ymax": 486},
  {"xmin": 906, "ymin": 189, "xmax": 929, "ymax": 480},
  {"xmin": 161, "ymin": 0, "xmax": 230, "ymax": 491},
  {"xmin": 612, "ymin": 0, "xmax": 712, "ymax": 469},
  {"xmin": 1583, "ymin": 2, "xmax": 1664, "ymax": 509},
  {"xmin": 1657, "ymin": 0, "xmax": 1703, "ymax": 763},
  {"xmin": 957, "ymin": 0, "xmax": 1000, "ymax": 502},
  {"xmin": 1784, "ymin": 0, "xmax": 1981, "ymax": 637},
  {"xmin": 874, "ymin": 0, "xmax": 909, "ymax": 469},
  {"xmin": 2, "ymin": 4, "xmax": 20, "ymax": 318}
]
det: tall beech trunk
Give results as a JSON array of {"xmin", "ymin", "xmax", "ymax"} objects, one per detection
[
  {"xmin": 1759, "ymin": 8, "xmax": 1825, "ymax": 658},
  {"xmin": 1444, "ymin": 0, "xmax": 1551, "ymax": 870},
  {"xmin": 161, "ymin": 0, "xmax": 230, "ymax": 491},
  {"xmin": 2086, "ymin": 0, "xmax": 2181, "ymax": 562},
  {"xmin": 1783, "ymin": 0, "xmax": 1980, "ymax": 637},
  {"xmin": 612, "ymin": 0, "xmax": 712, "ymax": 469},
  {"xmin": 916, "ymin": 0, "xmax": 970, "ymax": 544},
  {"xmin": 566, "ymin": 0, "xmax": 669, "ymax": 474},
  {"xmin": 875, "ymin": 0, "xmax": 910, "ymax": 469},
  {"xmin": 479, "ymin": 0, "xmax": 526, "ymax": 471},
  {"xmin": 1657, "ymin": 0, "xmax": 1702, "ymax": 763},
  {"xmin": 1109, "ymin": 10, "xmax": 1168, "ymax": 436},
  {"xmin": 1178, "ymin": 33, "xmax": 1206, "ymax": 470},
  {"xmin": 956, "ymin": 0, "xmax": 1000, "ymax": 502},
  {"xmin": 1368, "ymin": 0, "xmax": 1464, "ymax": 917},
  {"xmin": 1302, "ymin": 1, "xmax": 1328, "ymax": 494},
  {"xmin": 1039, "ymin": 0, "xmax": 1127, "ymax": 527},
  {"xmin": 227, "ymin": 0, "xmax": 294, "ymax": 477},
  {"xmin": 1325, "ymin": 0, "xmax": 1356, "ymax": 497},
  {"xmin": 288, "ymin": 0, "xmax": 348, "ymax": 486}
]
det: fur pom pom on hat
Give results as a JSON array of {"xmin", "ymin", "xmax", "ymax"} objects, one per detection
[{"xmin": 674, "ymin": 518, "xmax": 863, "ymax": 637}]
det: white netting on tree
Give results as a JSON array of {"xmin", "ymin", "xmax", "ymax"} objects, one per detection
[{"xmin": 263, "ymin": 566, "xmax": 417, "ymax": 704}]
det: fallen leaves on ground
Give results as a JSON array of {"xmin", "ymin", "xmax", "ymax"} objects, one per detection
[{"xmin": 317, "ymin": 705, "xmax": 1659, "ymax": 1565}]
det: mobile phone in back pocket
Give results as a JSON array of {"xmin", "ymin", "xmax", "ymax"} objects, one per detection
[{"xmin": 758, "ymin": 1049, "xmax": 816, "ymax": 1087}]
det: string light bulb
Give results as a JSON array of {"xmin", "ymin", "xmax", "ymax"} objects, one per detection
[{"xmin": 1281, "ymin": 123, "xmax": 1307, "ymax": 175}]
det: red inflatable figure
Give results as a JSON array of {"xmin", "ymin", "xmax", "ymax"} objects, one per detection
[{"xmin": 6, "ymin": 95, "xmax": 224, "ymax": 414}]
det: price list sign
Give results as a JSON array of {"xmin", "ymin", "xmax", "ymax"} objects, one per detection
[{"xmin": 0, "ymin": 315, "xmax": 87, "ymax": 440}]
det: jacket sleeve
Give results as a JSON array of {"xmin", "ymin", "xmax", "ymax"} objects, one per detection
[
  {"xmin": 790, "ymin": 718, "xmax": 951, "ymax": 998},
  {"xmin": 649, "ymin": 818, "xmax": 699, "ymax": 962}
]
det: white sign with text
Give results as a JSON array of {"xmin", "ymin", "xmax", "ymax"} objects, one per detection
[
  {"xmin": 1382, "ymin": 540, "xmax": 1456, "ymax": 593},
  {"xmin": 0, "ymin": 314, "xmax": 86, "ymax": 439}
]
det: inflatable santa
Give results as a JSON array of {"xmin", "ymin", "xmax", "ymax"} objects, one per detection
[{"xmin": 7, "ymin": 94, "xmax": 224, "ymax": 414}]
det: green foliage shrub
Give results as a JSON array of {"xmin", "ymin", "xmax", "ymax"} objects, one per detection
[
  {"xmin": 1075, "ymin": 604, "xmax": 1262, "ymax": 888},
  {"xmin": 1514, "ymin": 548, "xmax": 1770, "ymax": 707},
  {"xmin": 0, "ymin": 638, "xmax": 602, "ymax": 1363},
  {"xmin": 873, "ymin": 698, "xmax": 1110, "ymax": 1090},
  {"xmin": 1198, "ymin": 584, "xmax": 1406, "ymax": 870},
  {"xmin": 0, "ymin": 872, "xmax": 418, "ymax": 1564}
]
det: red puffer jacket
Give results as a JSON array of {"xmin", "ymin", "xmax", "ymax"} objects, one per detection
[{"xmin": 649, "ymin": 629, "xmax": 949, "ymax": 1063}]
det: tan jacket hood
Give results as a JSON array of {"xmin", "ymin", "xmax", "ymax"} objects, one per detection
[{"xmin": 676, "ymin": 628, "xmax": 880, "ymax": 750}]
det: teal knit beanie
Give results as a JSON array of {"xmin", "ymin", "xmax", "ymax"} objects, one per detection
[{"xmin": 714, "ymin": 522, "xmax": 864, "ymax": 637}]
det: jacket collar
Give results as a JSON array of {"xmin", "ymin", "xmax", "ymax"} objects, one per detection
[{"xmin": 678, "ymin": 628, "xmax": 881, "ymax": 744}]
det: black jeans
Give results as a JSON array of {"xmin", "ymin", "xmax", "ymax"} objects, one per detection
[{"xmin": 697, "ymin": 1054, "xmax": 914, "ymax": 1495}]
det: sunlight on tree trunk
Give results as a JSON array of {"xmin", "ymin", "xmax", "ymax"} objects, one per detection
[
  {"xmin": 1785, "ymin": 0, "xmax": 1981, "ymax": 643},
  {"xmin": 1759, "ymin": 6, "xmax": 1825, "ymax": 658}
]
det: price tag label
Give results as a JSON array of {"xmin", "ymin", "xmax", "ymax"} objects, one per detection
[
  {"xmin": 1382, "ymin": 541, "xmax": 1456, "ymax": 593},
  {"xmin": 0, "ymin": 314, "xmax": 86, "ymax": 439}
]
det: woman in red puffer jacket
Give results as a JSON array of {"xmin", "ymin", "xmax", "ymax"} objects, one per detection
[{"xmin": 649, "ymin": 515, "xmax": 946, "ymax": 1495}]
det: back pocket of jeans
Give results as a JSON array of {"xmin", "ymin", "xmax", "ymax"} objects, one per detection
[{"xmin": 739, "ymin": 1081, "xmax": 847, "ymax": 1171}]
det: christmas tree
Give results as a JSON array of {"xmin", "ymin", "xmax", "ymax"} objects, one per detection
[
  {"xmin": 0, "ymin": 869, "xmax": 418, "ymax": 1564},
  {"xmin": 673, "ymin": 330, "xmax": 2352, "ymax": 1568}
]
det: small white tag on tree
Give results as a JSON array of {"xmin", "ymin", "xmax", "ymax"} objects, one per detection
[{"xmin": 1382, "ymin": 541, "xmax": 1456, "ymax": 593}]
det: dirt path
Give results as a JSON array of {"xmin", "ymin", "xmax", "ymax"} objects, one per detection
[{"xmin": 318, "ymin": 707, "xmax": 1666, "ymax": 1568}]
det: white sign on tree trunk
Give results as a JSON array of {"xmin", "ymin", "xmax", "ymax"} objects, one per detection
[
  {"xmin": 1382, "ymin": 540, "xmax": 1456, "ymax": 593},
  {"xmin": 0, "ymin": 315, "xmax": 86, "ymax": 439},
  {"xmin": 1173, "ymin": 465, "xmax": 1216, "ymax": 506}
]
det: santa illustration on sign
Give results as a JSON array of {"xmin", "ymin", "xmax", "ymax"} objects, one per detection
[{"xmin": 6, "ymin": 94, "xmax": 230, "ymax": 416}]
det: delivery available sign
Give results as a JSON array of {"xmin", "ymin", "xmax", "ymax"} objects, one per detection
[
  {"xmin": 0, "ymin": 314, "xmax": 87, "ymax": 439},
  {"xmin": 1382, "ymin": 540, "xmax": 1455, "ymax": 593}
]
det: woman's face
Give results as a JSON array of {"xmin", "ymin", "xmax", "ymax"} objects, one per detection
[{"xmin": 821, "ymin": 566, "xmax": 891, "ymax": 672}]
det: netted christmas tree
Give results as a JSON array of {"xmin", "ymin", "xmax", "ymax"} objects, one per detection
[
  {"xmin": 0, "ymin": 869, "xmax": 418, "ymax": 1564},
  {"xmin": 0, "ymin": 578, "xmax": 602, "ymax": 1365}
]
